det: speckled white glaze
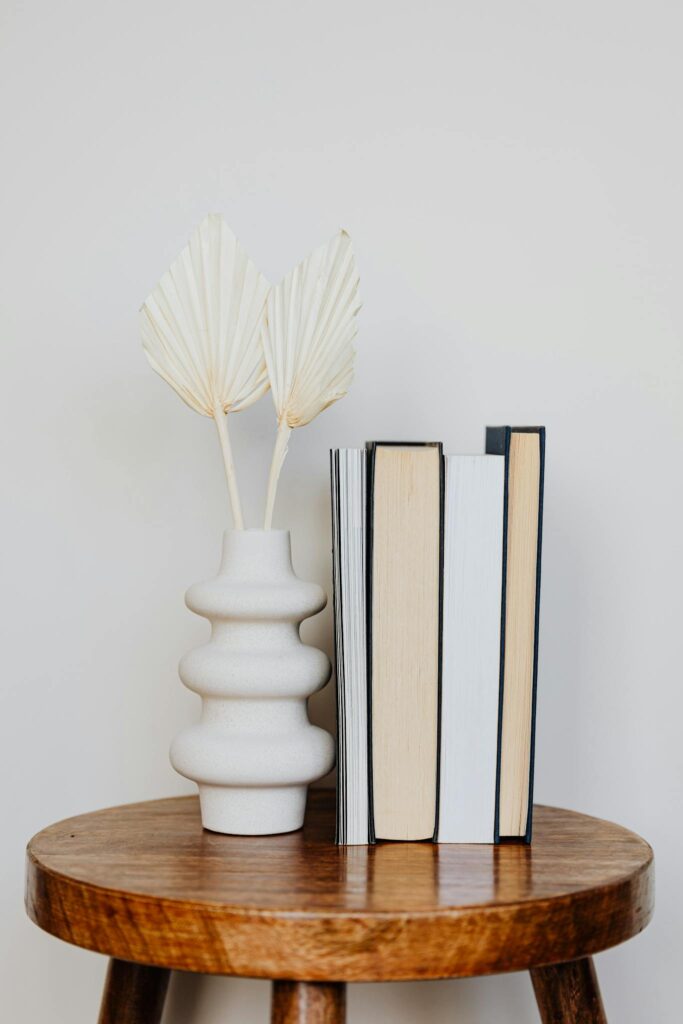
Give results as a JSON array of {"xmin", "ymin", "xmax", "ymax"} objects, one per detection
[{"xmin": 170, "ymin": 530, "xmax": 335, "ymax": 835}]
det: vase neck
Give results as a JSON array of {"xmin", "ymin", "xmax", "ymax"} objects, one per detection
[{"xmin": 219, "ymin": 529, "xmax": 293, "ymax": 581}]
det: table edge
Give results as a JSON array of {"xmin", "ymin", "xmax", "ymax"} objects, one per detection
[{"xmin": 25, "ymin": 810, "xmax": 655, "ymax": 981}]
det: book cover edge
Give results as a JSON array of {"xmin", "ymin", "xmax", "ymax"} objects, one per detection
[
  {"xmin": 365, "ymin": 443, "xmax": 376, "ymax": 844},
  {"xmin": 486, "ymin": 426, "xmax": 545, "ymax": 845},
  {"xmin": 486, "ymin": 427, "xmax": 511, "ymax": 845},
  {"xmin": 432, "ymin": 448, "xmax": 445, "ymax": 842},
  {"xmin": 525, "ymin": 427, "xmax": 545, "ymax": 842}
]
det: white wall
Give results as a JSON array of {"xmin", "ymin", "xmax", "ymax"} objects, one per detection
[{"xmin": 2, "ymin": 1, "xmax": 680, "ymax": 1020}]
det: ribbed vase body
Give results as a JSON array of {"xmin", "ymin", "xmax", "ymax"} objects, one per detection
[{"xmin": 170, "ymin": 530, "xmax": 335, "ymax": 834}]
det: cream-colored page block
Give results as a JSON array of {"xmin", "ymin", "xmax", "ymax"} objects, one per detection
[
  {"xmin": 498, "ymin": 434, "xmax": 541, "ymax": 836},
  {"xmin": 372, "ymin": 447, "xmax": 441, "ymax": 840}
]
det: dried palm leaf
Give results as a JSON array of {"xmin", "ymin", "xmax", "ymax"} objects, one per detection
[
  {"xmin": 262, "ymin": 230, "xmax": 360, "ymax": 527},
  {"xmin": 140, "ymin": 214, "xmax": 270, "ymax": 528}
]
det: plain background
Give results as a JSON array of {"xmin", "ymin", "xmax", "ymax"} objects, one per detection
[{"xmin": 2, "ymin": 1, "xmax": 681, "ymax": 1020}]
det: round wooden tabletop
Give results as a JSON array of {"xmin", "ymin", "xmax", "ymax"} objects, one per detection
[{"xmin": 25, "ymin": 790, "xmax": 653, "ymax": 983}]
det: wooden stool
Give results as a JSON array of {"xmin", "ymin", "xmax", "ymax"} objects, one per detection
[{"xmin": 25, "ymin": 791, "xmax": 653, "ymax": 1022}]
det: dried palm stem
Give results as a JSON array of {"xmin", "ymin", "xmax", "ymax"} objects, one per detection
[
  {"xmin": 213, "ymin": 402, "xmax": 245, "ymax": 529},
  {"xmin": 263, "ymin": 420, "xmax": 292, "ymax": 531}
]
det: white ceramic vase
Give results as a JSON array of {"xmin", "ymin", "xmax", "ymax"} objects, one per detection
[{"xmin": 170, "ymin": 529, "xmax": 335, "ymax": 835}]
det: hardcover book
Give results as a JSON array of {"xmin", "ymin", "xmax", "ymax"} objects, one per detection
[
  {"xmin": 331, "ymin": 429, "xmax": 545, "ymax": 847},
  {"xmin": 366, "ymin": 442, "xmax": 444, "ymax": 842},
  {"xmin": 486, "ymin": 426, "xmax": 545, "ymax": 842},
  {"xmin": 436, "ymin": 454, "xmax": 505, "ymax": 843}
]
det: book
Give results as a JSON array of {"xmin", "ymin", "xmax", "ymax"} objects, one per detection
[
  {"xmin": 486, "ymin": 426, "xmax": 545, "ymax": 841},
  {"xmin": 330, "ymin": 448, "xmax": 369, "ymax": 845},
  {"xmin": 330, "ymin": 430, "xmax": 544, "ymax": 847},
  {"xmin": 367, "ymin": 442, "xmax": 444, "ymax": 841},
  {"xmin": 436, "ymin": 455, "xmax": 505, "ymax": 843}
]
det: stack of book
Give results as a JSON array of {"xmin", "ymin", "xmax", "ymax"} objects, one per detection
[{"xmin": 330, "ymin": 427, "xmax": 545, "ymax": 845}]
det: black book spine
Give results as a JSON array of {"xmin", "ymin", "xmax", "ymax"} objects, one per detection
[
  {"xmin": 485, "ymin": 426, "xmax": 545, "ymax": 845},
  {"xmin": 527, "ymin": 428, "xmax": 545, "ymax": 843},
  {"xmin": 365, "ymin": 441, "xmax": 444, "ymax": 845},
  {"xmin": 433, "ymin": 448, "xmax": 445, "ymax": 843},
  {"xmin": 365, "ymin": 443, "xmax": 377, "ymax": 844},
  {"xmin": 486, "ymin": 426, "xmax": 511, "ymax": 845}
]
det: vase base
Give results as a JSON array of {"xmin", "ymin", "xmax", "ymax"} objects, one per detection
[{"xmin": 198, "ymin": 783, "xmax": 308, "ymax": 835}]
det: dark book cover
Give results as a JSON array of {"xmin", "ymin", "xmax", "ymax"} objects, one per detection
[
  {"xmin": 365, "ymin": 441, "xmax": 445, "ymax": 844},
  {"xmin": 486, "ymin": 426, "xmax": 545, "ymax": 844}
]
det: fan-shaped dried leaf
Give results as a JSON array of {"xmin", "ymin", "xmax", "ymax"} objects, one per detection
[
  {"xmin": 262, "ymin": 230, "xmax": 360, "ymax": 429},
  {"xmin": 140, "ymin": 214, "xmax": 270, "ymax": 417},
  {"xmin": 261, "ymin": 230, "xmax": 361, "ymax": 528}
]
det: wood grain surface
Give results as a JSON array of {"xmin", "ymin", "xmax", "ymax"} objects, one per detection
[
  {"xmin": 271, "ymin": 981, "xmax": 345, "ymax": 1024},
  {"xmin": 531, "ymin": 957, "xmax": 608, "ymax": 1023},
  {"xmin": 25, "ymin": 790, "xmax": 653, "ymax": 982},
  {"xmin": 97, "ymin": 959, "xmax": 170, "ymax": 1024}
]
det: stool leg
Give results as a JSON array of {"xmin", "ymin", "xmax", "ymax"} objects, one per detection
[
  {"xmin": 531, "ymin": 957, "xmax": 607, "ymax": 1023},
  {"xmin": 271, "ymin": 980, "xmax": 346, "ymax": 1024},
  {"xmin": 97, "ymin": 959, "xmax": 170, "ymax": 1024}
]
